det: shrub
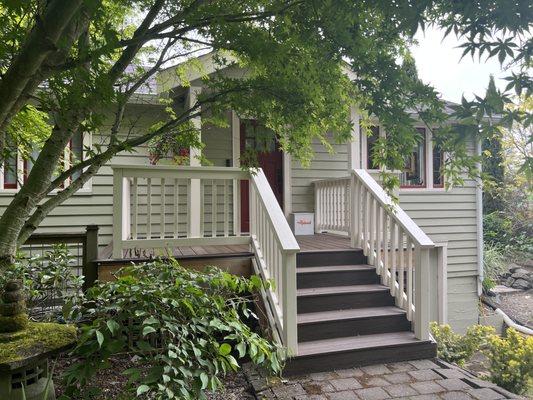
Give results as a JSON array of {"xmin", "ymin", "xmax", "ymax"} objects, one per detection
[
  {"xmin": 62, "ymin": 260, "xmax": 282, "ymax": 399},
  {"xmin": 430, "ymin": 322, "xmax": 494, "ymax": 366},
  {"xmin": 483, "ymin": 211, "xmax": 533, "ymax": 255},
  {"xmin": 485, "ymin": 328, "xmax": 533, "ymax": 395},
  {"xmin": 0, "ymin": 244, "xmax": 84, "ymax": 322},
  {"xmin": 482, "ymin": 243, "xmax": 507, "ymax": 292}
]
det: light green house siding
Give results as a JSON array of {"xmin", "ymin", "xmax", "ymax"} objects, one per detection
[{"xmin": 0, "ymin": 105, "xmax": 481, "ymax": 332}]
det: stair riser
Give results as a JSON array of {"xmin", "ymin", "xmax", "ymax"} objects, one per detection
[
  {"xmin": 297, "ymin": 291, "xmax": 393, "ymax": 313},
  {"xmin": 298, "ymin": 314, "xmax": 411, "ymax": 342},
  {"xmin": 297, "ymin": 270, "xmax": 379, "ymax": 288},
  {"xmin": 297, "ymin": 251, "xmax": 366, "ymax": 267},
  {"xmin": 284, "ymin": 342, "xmax": 437, "ymax": 376}
]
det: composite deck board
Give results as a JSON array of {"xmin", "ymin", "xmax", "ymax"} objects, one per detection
[
  {"xmin": 297, "ymin": 306, "xmax": 406, "ymax": 324},
  {"xmin": 100, "ymin": 233, "xmax": 354, "ymax": 260},
  {"xmin": 297, "ymin": 331, "xmax": 420, "ymax": 357},
  {"xmin": 297, "ymin": 284, "xmax": 389, "ymax": 296}
]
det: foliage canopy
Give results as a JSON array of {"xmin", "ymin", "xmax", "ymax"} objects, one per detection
[{"xmin": 0, "ymin": 0, "xmax": 530, "ymax": 264}]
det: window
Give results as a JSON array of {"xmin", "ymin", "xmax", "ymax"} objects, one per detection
[
  {"xmin": 2, "ymin": 133, "xmax": 90, "ymax": 191},
  {"xmin": 433, "ymin": 144, "xmax": 444, "ymax": 188},
  {"xmin": 3, "ymin": 139, "xmax": 18, "ymax": 189},
  {"xmin": 400, "ymin": 127, "xmax": 426, "ymax": 188},
  {"xmin": 366, "ymin": 126, "xmax": 380, "ymax": 169}
]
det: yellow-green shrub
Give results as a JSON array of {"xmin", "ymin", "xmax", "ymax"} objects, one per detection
[
  {"xmin": 485, "ymin": 328, "xmax": 533, "ymax": 395},
  {"xmin": 430, "ymin": 322, "xmax": 494, "ymax": 366}
]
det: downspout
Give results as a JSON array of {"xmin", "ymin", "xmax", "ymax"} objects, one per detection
[{"xmin": 475, "ymin": 138, "xmax": 483, "ymax": 296}]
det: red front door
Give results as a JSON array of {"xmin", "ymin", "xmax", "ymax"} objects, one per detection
[{"xmin": 240, "ymin": 120, "xmax": 283, "ymax": 232}]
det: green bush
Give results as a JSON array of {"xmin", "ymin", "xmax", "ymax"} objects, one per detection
[
  {"xmin": 485, "ymin": 328, "xmax": 533, "ymax": 395},
  {"xmin": 0, "ymin": 244, "xmax": 84, "ymax": 322},
  {"xmin": 482, "ymin": 243, "xmax": 507, "ymax": 292},
  {"xmin": 61, "ymin": 260, "xmax": 282, "ymax": 400},
  {"xmin": 483, "ymin": 211, "xmax": 533, "ymax": 255},
  {"xmin": 430, "ymin": 322, "xmax": 495, "ymax": 366}
]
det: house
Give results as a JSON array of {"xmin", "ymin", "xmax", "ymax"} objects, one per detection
[{"xmin": 0, "ymin": 53, "xmax": 484, "ymax": 372}]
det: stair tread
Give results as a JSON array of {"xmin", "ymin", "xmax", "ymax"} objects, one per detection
[
  {"xmin": 297, "ymin": 284, "xmax": 389, "ymax": 296},
  {"xmin": 297, "ymin": 306, "xmax": 406, "ymax": 324},
  {"xmin": 297, "ymin": 264, "xmax": 375, "ymax": 273},
  {"xmin": 297, "ymin": 331, "xmax": 425, "ymax": 357}
]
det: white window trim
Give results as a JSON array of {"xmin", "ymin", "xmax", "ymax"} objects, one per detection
[{"xmin": 0, "ymin": 133, "xmax": 93, "ymax": 194}]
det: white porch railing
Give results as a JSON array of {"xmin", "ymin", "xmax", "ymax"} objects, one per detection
[
  {"xmin": 314, "ymin": 169, "xmax": 437, "ymax": 340},
  {"xmin": 111, "ymin": 165, "xmax": 300, "ymax": 354},
  {"xmin": 249, "ymin": 169, "xmax": 300, "ymax": 353}
]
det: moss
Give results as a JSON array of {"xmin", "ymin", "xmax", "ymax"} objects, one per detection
[
  {"xmin": 0, "ymin": 322, "xmax": 77, "ymax": 365},
  {"xmin": 0, "ymin": 313, "xmax": 28, "ymax": 333}
]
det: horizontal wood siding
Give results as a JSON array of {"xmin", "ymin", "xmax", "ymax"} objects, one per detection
[{"xmin": 291, "ymin": 137, "xmax": 349, "ymax": 213}]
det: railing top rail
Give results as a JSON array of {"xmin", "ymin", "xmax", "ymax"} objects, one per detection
[
  {"xmin": 312, "ymin": 176, "xmax": 351, "ymax": 184},
  {"xmin": 353, "ymin": 169, "xmax": 435, "ymax": 249},
  {"xmin": 251, "ymin": 169, "xmax": 300, "ymax": 252},
  {"xmin": 110, "ymin": 164, "xmax": 250, "ymax": 179}
]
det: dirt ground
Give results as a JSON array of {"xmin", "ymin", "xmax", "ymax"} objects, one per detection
[{"xmin": 53, "ymin": 355, "xmax": 255, "ymax": 400}]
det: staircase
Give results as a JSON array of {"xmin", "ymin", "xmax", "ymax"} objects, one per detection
[{"xmin": 285, "ymin": 248, "xmax": 436, "ymax": 375}]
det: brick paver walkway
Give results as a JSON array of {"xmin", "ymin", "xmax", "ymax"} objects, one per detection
[{"xmin": 244, "ymin": 359, "xmax": 525, "ymax": 400}]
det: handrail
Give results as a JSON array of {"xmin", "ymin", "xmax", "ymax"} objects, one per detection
[
  {"xmin": 352, "ymin": 169, "xmax": 434, "ymax": 248},
  {"xmin": 250, "ymin": 169, "xmax": 300, "ymax": 252},
  {"xmin": 249, "ymin": 169, "xmax": 300, "ymax": 354},
  {"xmin": 314, "ymin": 169, "xmax": 437, "ymax": 341}
]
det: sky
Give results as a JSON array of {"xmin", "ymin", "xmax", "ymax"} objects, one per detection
[{"xmin": 411, "ymin": 28, "xmax": 508, "ymax": 104}]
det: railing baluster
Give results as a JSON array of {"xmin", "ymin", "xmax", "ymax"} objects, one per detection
[
  {"xmin": 369, "ymin": 197, "xmax": 376, "ymax": 264},
  {"xmin": 224, "ymin": 180, "xmax": 229, "ymax": 237},
  {"xmin": 132, "ymin": 177, "xmax": 138, "ymax": 240},
  {"xmin": 406, "ymin": 236, "xmax": 413, "ymax": 321},
  {"xmin": 146, "ymin": 178, "xmax": 152, "ymax": 239},
  {"xmin": 382, "ymin": 210, "xmax": 389, "ymax": 286},
  {"xmin": 174, "ymin": 179, "xmax": 179, "ymax": 238},
  {"xmin": 390, "ymin": 220, "xmax": 397, "ymax": 296},
  {"xmin": 375, "ymin": 205, "xmax": 382, "ymax": 275},
  {"xmin": 186, "ymin": 178, "xmax": 191, "ymax": 237},
  {"xmin": 212, "ymin": 180, "xmax": 217, "ymax": 237},
  {"xmin": 398, "ymin": 228, "xmax": 405, "ymax": 307},
  {"xmin": 200, "ymin": 180, "xmax": 205, "ymax": 237},
  {"xmin": 160, "ymin": 178, "xmax": 166, "ymax": 239}
]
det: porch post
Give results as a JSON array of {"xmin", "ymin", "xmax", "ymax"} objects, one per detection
[
  {"xmin": 231, "ymin": 110, "xmax": 241, "ymax": 235},
  {"xmin": 348, "ymin": 106, "xmax": 361, "ymax": 170},
  {"xmin": 188, "ymin": 86, "xmax": 202, "ymax": 237}
]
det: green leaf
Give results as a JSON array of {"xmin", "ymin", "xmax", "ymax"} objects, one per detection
[
  {"xmin": 200, "ymin": 372, "xmax": 209, "ymax": 390},
  {"xmin": 96, "ymin": 330, "xmax": 104, "ymax": 348},
  {"xmin": 142, "ymin": 326, "xmax": 156, "ymax": 336},
  {"xmin": 137, "ymin": 385, "xmax": 150, "ymax": 396},
  {"xmin": 218, "ymin": 343, "xmax": 232, "ymax": 356},
  {"xmin": 106, "ymin": 319, "xmax": 120, "ymax": 335}
]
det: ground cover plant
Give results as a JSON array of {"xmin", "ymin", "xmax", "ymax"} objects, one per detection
[
  {"xmin": 60, "ymin": 260, "xmax": 281, "ymax": 400},
  {"xmin": 431, "ymin": 323, "xmax": 533, "ymax": 395}
]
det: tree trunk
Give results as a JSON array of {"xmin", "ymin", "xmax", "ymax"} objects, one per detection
[{"xmin": 0, "ymin": 0, "xmax": 84, "ymax": 155}]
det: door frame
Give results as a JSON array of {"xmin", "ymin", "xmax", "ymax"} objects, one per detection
[{"xmin": 231, "ymin": 112, "xmax": 292, "ymax": 223}]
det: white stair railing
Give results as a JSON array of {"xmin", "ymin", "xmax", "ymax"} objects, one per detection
[
  {"xmin": 112, "ymin": 165, "xmax": 300, "ymax": 354},
  {"xmin": 314, "ymin": 177, "xmax": 351, "ymax": 233},
  {"xmin": 314, "ymin": 169, "xmax": 436, "ymax": 340},
  {"xmin": 249, "ymin": 169, "xmax": 300, "ymax": 354}
]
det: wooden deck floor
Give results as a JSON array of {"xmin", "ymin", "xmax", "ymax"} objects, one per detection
[{"xmin": 99, "ymin": 233, "xmax": 352, "ymax": 261}]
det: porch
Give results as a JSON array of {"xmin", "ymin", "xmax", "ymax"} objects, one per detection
[{"xmin": 106, "ymin": 163, "xmax": 440, "ymax": 371}]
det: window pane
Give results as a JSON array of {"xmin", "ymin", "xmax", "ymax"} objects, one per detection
[
  {"xmin": 433, "ymin": 143, "xmax": 444, "ymax": 187},
  {"xmin": 3, "ymin": 141, "xmax": 17, "ymax": 188},
  {"xmin": 366, "ymin": 126, "xmax": 380, "ymax": 169},
  {"xmin": 24, "ymin": 148, "xmax": 40, "ymax": 182},
  {"xmin": 400, "ymin": 128, "xmax": 426, "ymax": 188},
  {"xmin": 71, "ymin": 133, "xmax": 84, "ymax": 181}
]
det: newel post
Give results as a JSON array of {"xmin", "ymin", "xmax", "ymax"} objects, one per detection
[
  {"xmin": 414, "ymin": 246, "xmax": 431, "ymax": 340},
  {"xmin": 282, "ymin": 251, "xmax": 298, "ymax": 355},
  {"xmin": 112, "ymin": 168, "xmax": 124, "ymax": 258}
]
